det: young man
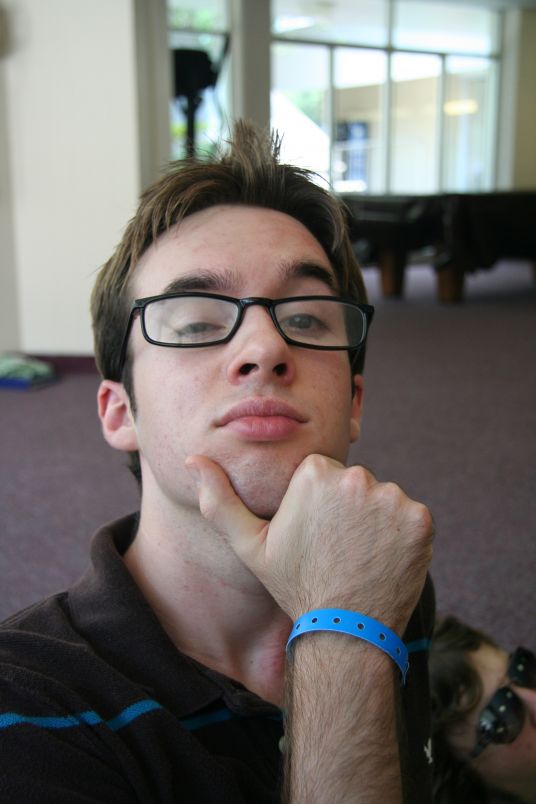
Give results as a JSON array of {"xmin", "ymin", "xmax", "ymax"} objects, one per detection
[{"xmin": 0, "ymin": 122, "xmax": 434, "ymax": 802}]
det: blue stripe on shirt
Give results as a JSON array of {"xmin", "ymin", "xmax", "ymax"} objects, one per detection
[
  {"xmin": 406, "ymin": 638, "xmax": 430, "ymax": 653},
  {"xmin": 1, "ymin": 642, "xmax": 428, "ymax": 733},
  {"xmin": 0, "ymin": 698, "xmax": 162, "ymax": 731},
  {"xmin": 179, "ymin": 708, "xmax": 283, "ymax": 731},
  {"xmin": 0, "ymin": 699, "xmax": 282, "ymax": 733}
]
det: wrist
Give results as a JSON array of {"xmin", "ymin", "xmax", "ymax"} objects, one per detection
[{"xmin": 286, "ymin": 608, "xmax": 409, "ymax": 684}]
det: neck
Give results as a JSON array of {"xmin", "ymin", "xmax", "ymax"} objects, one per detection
[{"xmin": 123, "ymin": 499, "xmax": 291, "ymax": 706}]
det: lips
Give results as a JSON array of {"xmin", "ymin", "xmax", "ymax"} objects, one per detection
[
  {"xmin": 215, "ymin": 398, "xmax": 308, "ymax": 441},
  {"xmin": 216, "ymin": 398, "xmax": 308, "ymax": 427}
]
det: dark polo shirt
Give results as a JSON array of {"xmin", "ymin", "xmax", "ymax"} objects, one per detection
[{"xmin": 0, "ymin": 515, "xmax": 435, "ymax": 802}]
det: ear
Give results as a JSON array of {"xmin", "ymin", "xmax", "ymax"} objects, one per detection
[
  {"xmin": 350, "ymin": 374, "xmax": 364, "ymax": 443},
  {"xmin": 97, "ymin": 380, "xmax": 139, "ymax": 452}
]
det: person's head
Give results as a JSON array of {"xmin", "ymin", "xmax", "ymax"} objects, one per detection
[
  {"xmin": 92, "ymin": 121, "xmax": 371, "ymax": 517},
  {"xmin": 430, "ymin": 615, "xmax": 536, "ymax": 804},
  {"xmin": 91, "ymin": 120, "xmax": 368, "ymax": 391}
]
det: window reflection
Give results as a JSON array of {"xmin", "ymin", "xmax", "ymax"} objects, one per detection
[
  {"xmin": 166, "ymin": 0, "xmax": 500, "ymax": 192},
  {"xmin": 333, "ymin": 50, "xmax": 387, "ymax": 193},
  {"xmin": 271, "ymin": 43, "xmax": 330, "ymax": 183},
  {"xmin": 443, "ymin": 57, "xmax": 498, "ymax": 191},
  {"xmin": 390, "ymin": 53, "xmax": 441, "ymax": 194},
  {"xmin": 393, "ymin": 1, "xmax": 498, "ymax": 55}
]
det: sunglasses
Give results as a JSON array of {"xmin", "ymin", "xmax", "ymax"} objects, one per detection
[{"xmin": 470, "ymin": 646, "xmax": 536, "ymax": 759}]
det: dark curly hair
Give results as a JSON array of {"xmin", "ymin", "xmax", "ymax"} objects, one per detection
[{"xmin": 430, "ymin": 616, "xmax": 523, "ymax": 804}]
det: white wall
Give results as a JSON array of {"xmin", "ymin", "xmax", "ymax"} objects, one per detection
[
  {"xmin": 497, "ymin": 8, "xmax": 536, "ymax": 189},
  {"xmin": 1, "ymin": 0, "xmax": 142, "ymax": 355},
  {"xmin": 513, "ymin": 8, "xmax": 536, "ymax": 188},
  {"xmin": 0, "ymin": 6, "xmax": 19, "ymax": 353}
]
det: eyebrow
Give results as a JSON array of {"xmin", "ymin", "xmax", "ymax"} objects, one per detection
[
  {"xmin": 280, "ymin": 260, "xmax": 337, "ymax": 292},
  {"xmin": 160, "ymin": 261, "xmax": 337, "ymax": 296},
  {"xmin": 162, "ymin": 271, "xmax": 239, "ymax": 295}
]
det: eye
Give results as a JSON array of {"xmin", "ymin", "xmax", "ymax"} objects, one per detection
[
  {"xmin": 173, "ymin": 319, "xmax": 227, "ymax": 343},
  {"xmin": 280, "ymin": 309, "xmax": 340, "ymax": 343},
  {"xmin": 281, "ymin": 313, "xmax": 328, "ymax": 335}
]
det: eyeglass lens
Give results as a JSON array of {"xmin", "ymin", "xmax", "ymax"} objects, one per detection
[
  {"xmin": 142, "ymin": 295, "xmax": 367, "ymax": 348},
  {"xmin": 470, "ymin": 647, "xmax": 536, "ymax": 758},
  {"xmin": 509, "ymin": 647, "xmax": 536, "ymax": 687}
]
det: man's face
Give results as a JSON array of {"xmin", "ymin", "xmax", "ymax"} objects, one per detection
[{"xmin": 113, "ymin": 205, "xmax": 363, "ymax": 519}]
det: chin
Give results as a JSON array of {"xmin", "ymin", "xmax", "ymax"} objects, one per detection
[
  {"xmin": 223, "ymin": 452, "xmax": 300, "ymax": 520},
  {"xmin": 229, "ymin": 473, "xmax": 290, "ymax": 520}
]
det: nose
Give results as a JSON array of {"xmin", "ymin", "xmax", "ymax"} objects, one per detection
[{"xmin": 226, "ymin": 304, "xmax": 296, "ymax": 386}]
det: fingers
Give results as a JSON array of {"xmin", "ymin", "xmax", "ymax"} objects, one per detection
[
  {"xmin": 185, "ymin": 455, "xmax": 269, "ymax": 571},
  {"xmin": 276, "ymin": 457, "xmax": 433, "ymax": 627},
  {"xmin": 185, "ymin": 453, "xmax": 434, "ymax": 628}
]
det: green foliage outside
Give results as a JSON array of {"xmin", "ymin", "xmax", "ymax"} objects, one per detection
[
  {"xmin": 168, "ymin": 8, "xmax": 219, "ymax": 31},
  {"xmin": 170, "ymin": 121, "xmax": 218, "ymax": 160},
  {"xmin": 285, "ymin": 89, "xmax": 326, "ymax": 127}
]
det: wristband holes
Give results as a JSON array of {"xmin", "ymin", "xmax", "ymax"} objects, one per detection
[{"xmin": 286, "ymin": 612, "xmax": 408, "ymax": 683}]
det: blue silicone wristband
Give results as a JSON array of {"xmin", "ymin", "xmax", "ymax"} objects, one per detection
[{"xmin": 286, "ymin": 608, "xmax": 409, "ymax": 684}]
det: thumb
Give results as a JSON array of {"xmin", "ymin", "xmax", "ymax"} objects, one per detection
[{"xmin": 185, "ymin": 455, "xmax": 269, "ymax": 572}]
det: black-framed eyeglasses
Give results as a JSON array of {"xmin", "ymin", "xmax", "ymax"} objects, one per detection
[
  {"xmin": 470, "ymin": 646, "xmax": 536, "ymax": 759},
  {"xmin": 117, "ymin": 292, "xmax": 374, "ymax": 378}
]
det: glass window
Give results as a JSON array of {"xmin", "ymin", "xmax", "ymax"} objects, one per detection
[
  {"xmin": 333, "ymin": 49, "xmax": 387, "ymax": 193},
  {"xmin": 168, "ymin": 2, "xmax": 230, "ymax": 160},
  {"xmin": 271, "ymin": 43, "xmax": 330, "ymax": 183},
  {"xmin": 393, "ymin": 1, "xmax": 498, "ymax": 55},
  {"xmin": 390, "ymin": 53, "xmax": 441, "ymax": 193},
  {"xmin": 168, "ymin": 0, "xmax": 227, "ymax": 31},
  {"xmin": 443, "ymin": 56, "xmax": 497, "ymax": 191},
  {"xmin": 272, "ymin": 0, "xmax": 389, "ymax": 47},
  {"xmin": 167, "ymin": 0, "xmax": 502, "ymax": 193}
]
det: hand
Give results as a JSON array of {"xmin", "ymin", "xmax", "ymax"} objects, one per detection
[{"xmin": 186, "ymin": 453, "xmax": 433, "ymax": 634}]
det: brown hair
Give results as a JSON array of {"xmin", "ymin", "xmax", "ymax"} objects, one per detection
[
  {"xmin": 430, "ymin": 616, "xmax": 521, "ymax": 804},
  {"xmin": 91, "ymin": 119, "xmax": 367, "ymax": 386}
]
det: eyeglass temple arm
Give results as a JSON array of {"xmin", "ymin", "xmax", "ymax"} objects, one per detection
[{"xmin": 116, "ymin": 309, "xmax": 139, "ymax": 380}]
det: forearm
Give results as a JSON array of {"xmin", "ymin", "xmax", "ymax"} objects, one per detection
[
  {"xmin": 191, "ymin": 455, "xmax": 432, "ymax": 800},
  {"xmin": 283, "ymin": 633, "xmax": 402, "ymax": 804}
]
